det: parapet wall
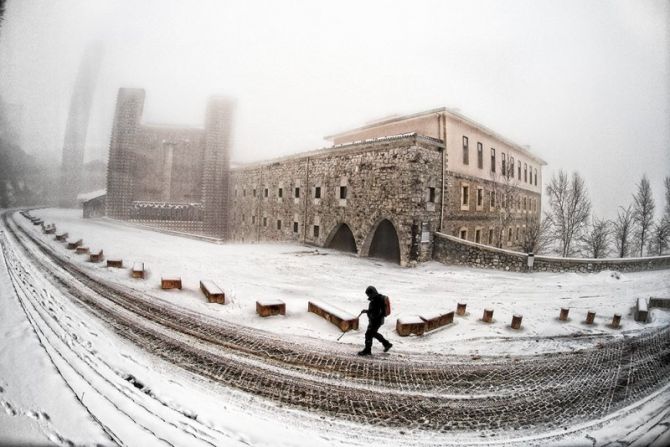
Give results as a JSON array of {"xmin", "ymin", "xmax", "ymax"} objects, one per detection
[{"xmin": 432, "ymin": 232, "xmax": 670, "ymax": 273}]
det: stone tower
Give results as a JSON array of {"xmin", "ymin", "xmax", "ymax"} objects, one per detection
[
  {"xmin": 106, "ymin": 88, "xmax": 145, "ymax": 219},
  {"xmin": 59, "ymin": 42, "xmax": 102, "ymax": 207},
  {"xmin": 202, "ymin": 97, "xmax": 234, "ymax": 238}
]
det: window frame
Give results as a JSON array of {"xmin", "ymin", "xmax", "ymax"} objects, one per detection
[
  {"xmin": 462, "ymin": 136, "xmax": 469, "ymax": 165},
  {"xmin": 477, "ymin": 142, "xmax": 483, "ymax": 169}
]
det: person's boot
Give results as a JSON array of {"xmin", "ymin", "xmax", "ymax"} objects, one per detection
[
  {"xmin": 383, "ymin": 342, "xmax": 393, "ymax": 353},
  {"xmin": 357, "ymin": 349, "xmax": 372, "ymax": 356}
]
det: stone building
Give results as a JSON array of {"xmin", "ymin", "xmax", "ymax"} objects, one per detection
[
  {"xmin": 326, "ymin": 108, "xmax": 547, "ymax": 250},
  {"xmin": 105, "ymin": 88, "xmax": 233, "ymax": 237},
  {"xmin": 105, "ymin": 90, "xmax": 545, "ymax": 266}
]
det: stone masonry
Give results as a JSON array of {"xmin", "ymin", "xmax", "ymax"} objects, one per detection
[
  {"xmin": 434, "ymin": 232, "xmax": 670, "ymax": 273},
  {"xmin": 104, "ymin": 95, "xmax": 551, "ymax": 266},
  {"xmin": 229, "ymin": 134, "xmax": 444, "ymax": 265}
]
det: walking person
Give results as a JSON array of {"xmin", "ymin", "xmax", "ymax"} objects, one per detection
[{"xmin": 358, "ymin": 285, "xmax": 392, "ymax": 356}]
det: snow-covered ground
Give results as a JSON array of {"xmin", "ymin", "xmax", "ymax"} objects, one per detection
[
  {"xmin": 2, "ymin": 207, "xmax": 670, "ymax": 446},
  {"xmin": 21, "ymin": 208, "xmax": 670, "ymax": 356}
]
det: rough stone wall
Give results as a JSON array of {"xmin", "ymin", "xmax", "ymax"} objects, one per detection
[
  {"xmin": 433, "ymin": 232, "xmax": 670, "ymax": 273},
  {"xmin": 83, "ymin": 195, "xmax": 106, "ymax": 218},
  {"xmin": 131, "ymin": 127, "xmax": 205, "ymax": 203},
  {"xmin": 127, "ymin": 219, "xmax": 204, "ymax": 235},
  {"xmin": 202, "ymin": 98, "xmax": 234, "ymax": 238},
  {"xmin": 228, "ymin": 135, "xmax": 444, "ymax": 265},
  {"xmin": 443, "ymin": 171, "xmax": 542, "ymax": 250},
  {"xmin": 106, "ymin": 89, "xmax": 232, "ymax": 237},
  {"xmin": 106, "ymin": 88, "xmax": 145, "ymax": 220}
]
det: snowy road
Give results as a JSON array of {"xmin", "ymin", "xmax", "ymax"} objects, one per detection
[{"xmin": 2, "ymin": 209, "xmax": 670, "ymax": 446}]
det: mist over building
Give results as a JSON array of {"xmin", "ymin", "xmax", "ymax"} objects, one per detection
[
  {"xmin": 100, "ymin": 88, "xmax": 545, "ymax": 265},
  {"xmin": 59, "ymin": 42, "xmax": 102, "ymax": 207}
]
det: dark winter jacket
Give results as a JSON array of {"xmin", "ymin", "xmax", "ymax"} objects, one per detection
[{"xmin": 365, "ymin": 286, "xmax": 386, "ymax": 324}]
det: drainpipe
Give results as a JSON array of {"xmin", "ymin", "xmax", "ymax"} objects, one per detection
[
  {"xmin": 258, "ymin": 166, "xmax": 262, "ymax": 242},
  {"xmin": 439, "ymin": 112, "xmax": 446, "ymax": 232},
  {"xmin": 303, "ymin": 156, "xmax": 309, "ymax": 244}
]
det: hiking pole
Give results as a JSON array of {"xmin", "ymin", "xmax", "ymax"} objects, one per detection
[{"xmin": 335, "ymin": 311, "xmax": 363, "ymax": 341}]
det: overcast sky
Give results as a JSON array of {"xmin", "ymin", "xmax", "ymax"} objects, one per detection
[{"xmin": 0, "ymin": 0, "xmax": 668, "ymax": 219}]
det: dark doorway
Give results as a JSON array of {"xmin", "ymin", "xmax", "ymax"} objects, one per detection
[
  {"xmin": 327, "ymin": 223, "xmax": 358, "ymax": 253},
  {"xmin": 368, "ymin": 219, "xmax": 400, "ymax": 264}
]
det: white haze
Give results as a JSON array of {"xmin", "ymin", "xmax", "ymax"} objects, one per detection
[{"xmin": 0, "ymin": 0, "xmax": 668, "ymax": 220}]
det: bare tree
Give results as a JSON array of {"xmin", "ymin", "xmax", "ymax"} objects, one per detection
[
  {"xmin": 0, "ymin": 0, "xmax": 5, "ymax": 30},
  {"xmin": 612, "ymin": 204, "xmax": 635, "ymax": 258},
  {"xmin": 647, "ymin": 219, "xmax": 670, "ymax": 256},
  {"xmin": 544, "ymin": 170, "xmax": 591, "ymax": 257},
  {"xmin": 521, "ymin": 214, "xmax": 550, "ymax": 254},
  {"xmin": 632, "ymin": 174, "xmax": 655, "ymax": 256},
  {"xmin": 581, "ymin": 216, "xmax": 610, "ymax": 258},
  {"xmin": 664, "ymin": 176, "xmax": 670, "ymax": 219}
]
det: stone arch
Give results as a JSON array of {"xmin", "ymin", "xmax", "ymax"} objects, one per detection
[
  {"xmin": 324, "ymin": 222, "xmax": 358, "ymax": 254},
  {"xmin": 361, "ymin": 217, "xmax": 402, "ymax": 264}
]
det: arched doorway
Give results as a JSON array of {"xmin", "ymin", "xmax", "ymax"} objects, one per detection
[
  {"xmin": 368, "ymin": 219, "xmax": 400, "ymax": 264},
  {"xmin": 326, "ymin": 223, "xmax": 358, "ymax": 253}
]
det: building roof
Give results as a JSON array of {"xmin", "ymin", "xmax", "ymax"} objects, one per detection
[
  {"xmin": 77, "ymin": 189, "xmax": 106, "ymax": 203},
  {"xmin": 231, "ymin": 132, "xmax": 444, "ymax": 170},
  {"xmin": 325, "ymin": 107, "xmax": 547, "ymax": 166}
]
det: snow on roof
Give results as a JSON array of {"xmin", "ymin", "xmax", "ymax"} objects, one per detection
[
  {"xmin": 77, "ymin": 189, "xmax": 106, "ymax": 202},
  {"xmin": 131, "ymin": 201, "xmax": 202, "ymax": 210}
]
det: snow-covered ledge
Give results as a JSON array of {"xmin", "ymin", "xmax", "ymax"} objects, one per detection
[{"xmin": 432, "ymin": 232, "xmax": 670, "ymax": 273}]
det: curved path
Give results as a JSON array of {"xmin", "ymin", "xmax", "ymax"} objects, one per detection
[{"xmin": 3, "ymin": 209, "xmax": 670, "ymax": 441}]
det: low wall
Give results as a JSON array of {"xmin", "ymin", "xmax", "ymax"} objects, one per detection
[{"xmin": 432, "ymin": 232, "xmax": 670, "ymax": 273}]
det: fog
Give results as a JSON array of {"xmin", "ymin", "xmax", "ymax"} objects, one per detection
[{"xmin": 0, "ymin": 0, "xmax": 668, "ymax": 219}]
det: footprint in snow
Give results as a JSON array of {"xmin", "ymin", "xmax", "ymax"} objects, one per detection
[
  {"xmin": 2, "ymin": 401, "xmax": 17, "ymax": 416},
  {"xmin": 48, "ymin": 432, "xmax": 74, "ymax": 447}
]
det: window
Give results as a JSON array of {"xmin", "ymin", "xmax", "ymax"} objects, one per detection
[
  {"xmin": 461, "ymin": 185, "xmax": 469, "ymax": 207},
  {"xmin": 252, "ymin": 215, "xmax": 256, "ymax": 224},
  {"xmin": 477, "ymin": 187, "xmax": 483, "ymax": 208},
  {"xmin": 263, "ymin": 217, "xmax": 267, "ymax": 227},
  {"xmin": 490, "ymin": 190, "xmax": 496, "ymax": 208},
  {"xmin": 510, "ymin": 157, "xmax": 514, "ymax": 178},
  {"xmin": 293, "ymin": 222, "xmax": 299, "ymax": 233},
  {"xmin": 253, "ymin": 188, "xmax": 257, "ymax": 197},
  {"xmin": 508, "ymin": 227, "xmax": 513, "ymax": 242},
  {"xmin": 277, "ymin": 220, "xmax": 282, "ymax": 230},
  {"xmin": 243, "ymin": 189, "xmax": 246, "ymax": 197},
  {"xmin": 242, "ymin": 214, "xmax": 245, "ymax": 223},
  {"xmin": 278, "ymin": 187, "xmax": 283, "ymax": 198},
  {"xmin": 314, "ymin": 186, "xmax": 321, "ymax": 199},
  {"xmin": 524, "ymin": 163, "xmax": 528, "ymax": 183},
  {"xmin": 339, "ymin": 186, "xmax": 347, "ymax": 200},
  {"xmin": 534, "ymin": 168, "xmax": 538, "ymax": 186},
  {"xmin": 490, "ymin": 148, "xmax": 496, "ymax": 172},
  {"xmin": 313, "ymin": 225, "xmax": 320, "ymax": 238},
  {"xmin": 516, "ymin": 227, "xmax": 520, "ymax": 241},
  {"xmin": 421, "ymin": 223, "xmax": 430, "ymax": 243},
  {"xmin": 235, "ymin": 188, "xmax": 238, "ymax": 197},
  {"xmin": 475, "ymin": 229, "xmax": 481, "ymax": 244},
  {"xmin": 295, "ymin": 187, "xmax": 300, "ymax": 198},
  {"xmin": 523, "ymin": 197, "xmax": 527, "ymax": 210},
  {"xmin": 477, "ymin": 142, "xmax": 483, "ymax": 168},
  {"xmin": 460, "ymin": 228, "xmax": 467, "ymax": 240},
  {"xmin": 428, "ymin": 187, "xmax": 436, "ymax": 203},
  {"xmin": 264, "ymin": 188, "xmax": 268, "ymax": 198},
  {"xmin": 488, "ymin": 229, "xmax": 494, "ymax": 244},
  {"xmin": 518, "ymin": 161, "xmax": 521, "ymax": 179},
  {"xmin": 462, "ymin": 136, "xmax": 469, "ymax": 165},
  {"xmin": 501, "ymin": 153, "xmax": 506, "ymax": 176}
]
